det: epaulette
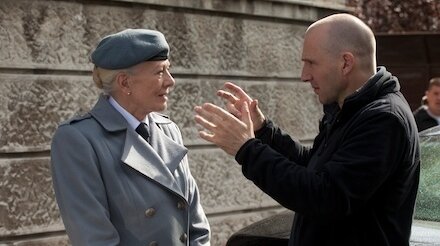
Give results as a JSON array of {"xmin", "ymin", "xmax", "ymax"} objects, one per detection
[
  {"xmin": 59, "ymin": 112, "xmax": 92, "ymax": 126},
  {"xmin": 154, "ymin": 112, "xmax": 170, "ymax": 119},
  {"xmin": 151, "ymin": 112, "xmax": 172, "ymax": 124}
]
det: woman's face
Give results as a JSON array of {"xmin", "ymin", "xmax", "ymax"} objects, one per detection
[{"xmin": 126, "ymin": 59, "xmax": 175, "ymax": 117}]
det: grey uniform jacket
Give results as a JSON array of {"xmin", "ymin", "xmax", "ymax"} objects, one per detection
[{"xmin": 51, "ymin": 95, "xmax": 210, "ymax": 246}]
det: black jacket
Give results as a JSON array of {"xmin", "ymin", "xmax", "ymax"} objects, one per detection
[
  {"xmin": 413, "ymin": 106, "xmax": 439, "ymax": 132},
  {"xmin": 236, "ymin": 67, "xmax": 420, "ymax": 246}
]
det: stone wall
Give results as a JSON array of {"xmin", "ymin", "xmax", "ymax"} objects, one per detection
[{"xmin": 0, "ymin": 0, "xmax": 348, "ymax": 245}]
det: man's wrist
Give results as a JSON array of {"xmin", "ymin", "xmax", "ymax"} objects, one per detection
[{"xmin": 254, "ymin": 118, "xmax": 268, "ymax": 132}]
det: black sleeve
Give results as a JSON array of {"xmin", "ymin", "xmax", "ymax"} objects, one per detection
[
  {"xmin": 254, "ymin": 119, "xmax": 312, "ymax": 166},
  {"xmin": 236, "ymin": 112, "xmax": 409, "ymax": 217}
]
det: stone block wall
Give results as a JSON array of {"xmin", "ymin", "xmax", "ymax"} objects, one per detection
[{"xmin": 0, "ymin": 0, "xmax": 348, "ymax": 245}]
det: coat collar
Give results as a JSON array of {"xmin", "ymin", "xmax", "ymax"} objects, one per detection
[
  {"xmin": 341, "ymin": 66, "xmax": 399, "ymax": 117},
  {"xmin": 121, "ymin": 127, "xmax": 187, "ymax": 199},
  {"xmin": 90, "ymin": 94, "xmax": 173, "ymax": 132},
  {"xmin": 90, "ymin": 94, "xmax": 187, "ymax": 199},
  {"xmin": 90, "ymin": 94, "xmax": 129, "ymax": 132},
  {"xmin": 322, "ymin": 66, "xmax": 400, "ymax": 124}
]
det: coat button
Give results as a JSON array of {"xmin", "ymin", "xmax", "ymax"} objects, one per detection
[
  {"xmin": 149, "ymin": 241, "xmax": 158, "ymax": 246},
  {"xmin": 177, "ymin": 201, "xmax": 186, "ymax": 210},
  {"xmin": 145, "ymin": 208, "xmax": 156, "ymax": 217},
  {"xmin": 179, "ymin": 233, "xmax": 188, "ymax": 243}
]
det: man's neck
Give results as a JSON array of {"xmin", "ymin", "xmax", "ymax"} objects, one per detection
[{"xmin": 427, "ymin": 107, "xmax": 440, "ymax": 118}]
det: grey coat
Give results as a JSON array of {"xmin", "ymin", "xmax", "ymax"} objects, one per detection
[{"xmin": 51, "ymin": 95, "xmax": 210, "ymax": 246}]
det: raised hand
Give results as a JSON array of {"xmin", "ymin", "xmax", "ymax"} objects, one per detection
[
  {"xmin": 217, "ymin": 82, "xmax": 266, "ymax": 131},
  {"xmin": 194, "ymin": 102, "xmax": 255, "ymax": 156}
]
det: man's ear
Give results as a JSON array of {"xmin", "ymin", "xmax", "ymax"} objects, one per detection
[{"xmin": 341, "ymin": 52, "xmax": 354, "ymax": 75}]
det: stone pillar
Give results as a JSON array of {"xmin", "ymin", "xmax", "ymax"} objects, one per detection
[{"xmin": 0, "ymin": 0, "xmax": 348, "ymax": 245}]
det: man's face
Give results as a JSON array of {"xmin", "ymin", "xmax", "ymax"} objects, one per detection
[
  {"xmin": 300, "ymin": 29, "xmax": 345, "ymax": 106},
  {"xmin": 426, "ymin": 85, "xmax": 440, "ymax": 116}
]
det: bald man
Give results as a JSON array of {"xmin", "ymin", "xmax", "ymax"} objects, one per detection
[{"xmin": 194, "ymin": 14, "xmax": 420, "ymax": 246}]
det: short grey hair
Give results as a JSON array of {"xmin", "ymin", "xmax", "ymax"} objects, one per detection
[{"xmin": 92, "ymin": 66, "xmax": 126, "ymax": 95}]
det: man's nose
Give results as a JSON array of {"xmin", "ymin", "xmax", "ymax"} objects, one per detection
[{"xmin": 301, "ymin": 68, "xmax": 311, "ymax": 82}]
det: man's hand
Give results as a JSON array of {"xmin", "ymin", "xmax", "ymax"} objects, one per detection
[
  {"xmin": 217, "ymin": 82, "xmax": 266, "ymax": 131},
  {"xmin": 194, "ymin": 102, "xmax": 255, "ymax": 156}
]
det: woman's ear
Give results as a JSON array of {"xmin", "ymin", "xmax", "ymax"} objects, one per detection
[
  {"xmin": 115, "ymin": 72, "xmax": 131, "ymax": 95},
  {"xmin": 341, "ymin": 52, "xmax": 355, "ymax": 75}
]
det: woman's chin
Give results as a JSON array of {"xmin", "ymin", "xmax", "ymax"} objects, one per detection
[{"xmin": 156, "ymin": 103, "xmax": 167, "ymax": 112}]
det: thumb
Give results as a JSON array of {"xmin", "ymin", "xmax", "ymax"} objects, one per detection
[
  {"xmin": 242, "ymin": 101, "xmax": 253, "ymax": 132},
  {"xmin": 251, "ymin": 99, "xmax": 258, "ymax": 113},
  {"xmin": 251, "ymin": 99, "xmax": 263, "ymax": 119},
  {"xmin": 251, "ymin": 99, "xmax": 266, "ymax": 131}
]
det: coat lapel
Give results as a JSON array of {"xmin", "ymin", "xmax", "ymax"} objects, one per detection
[
  {"xmin": 90, "ymin": 95, "xmax": 186, "ymax": 198},
  {"xmin": 148, "ymin": 113, "xmax": 188, "ymax": 175},
  {"xmin": 121, "ymin": 129, "xmax": 185, "ymax": 198}
]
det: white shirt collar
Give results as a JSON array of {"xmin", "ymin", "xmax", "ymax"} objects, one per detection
[
  {"xmin": 426, "ymin": 108, "xmax": 440, "ymax": 125},
  {"xmin": 108, "ymin": 96, "xmax": 149, "ymax": 130}
]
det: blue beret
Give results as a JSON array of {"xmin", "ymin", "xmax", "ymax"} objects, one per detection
[{"xmin": 91, "ymin": 29, "xmax": 169, "ymax": 69}]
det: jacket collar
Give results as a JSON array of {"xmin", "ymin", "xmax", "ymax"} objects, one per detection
[
  {"xmin": 90, "ymin": 94, "xmax": 173, "ymax": 132},
  {"xmin": 320, "ymin": 66, "xmax": 400, "ymax": 133},
  {"xmin": 90, "ymin": 94, "xmax": 128, "ymax": 132},
  {"xmin": 90, "ymin": 94, "xmax": 187, "ymax": 199},
  {"xmin": 337, "ymin": 66, "xmax": 399, "ymax": 121},
  {"xmin": 121, "ymin": 127, "xmax": 187, "ymax": 199}
]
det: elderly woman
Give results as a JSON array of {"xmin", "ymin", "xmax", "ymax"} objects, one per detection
[{"xmin": 51, "ymin": 29, "xmax": 210, "ymax": 246}]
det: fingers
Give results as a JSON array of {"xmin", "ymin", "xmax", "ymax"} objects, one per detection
[
  {"xmin": 250, "ymin": 99, "xmax": 266, "ymax": 131},
  {"xmin": 218, "ymin": 90, "xmax": 241, "ymax": 117},
  {"xmin": 250, "ymin": 99, "xmax": 258, "ymax": 110},
  {"xmin": 194, "ymin": 113, "xmax": 216, "ymax": 132},
  {"xmin": 226, "ymin": 103, "xmax": 242, "ymax": 118},
  {"xmin": 198, "ymin": 130, "xmax": 215, "ymax": 142},
  {"xmin": 194, "ymin": 103, "xmax": 247, "ymax": 135},
  {"xmin": 194, "ymin": 103, "xmax": 232, "ymax": 145},
  {"xmin": 241, "ymin": 101, "xmax": 253, "ymax": 132},
  {"xmin": 224, "ymin": 82, "xmax": 252, "ymax": 101},
  {"xmin": 218, "ymin": 82, "xmax": 252, "ymax": 118},
  {"xmin": 194, "ymin": 105, "xmax": 221, "ymax": 123},
  {"xmin": 194, "ymin": 105, "xmax": 221, "ymax": 144},
  {"xmin": 217, "ymin": 90, "xmax": 239, "ymax": 103},
  {"xmin": 198, "ymin": 103, "xmax": 237, "ymax": 123},
  {"xmin": 250, "ymin": 99, "xmax": 262, "ymax": 117},
  {"xmin": 194, "ymin": 103, "xmax": 240, "ymax": 134},
  {"xmin": 194, "ymin": 102, "xmax": 255, "ymax": 156}
]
